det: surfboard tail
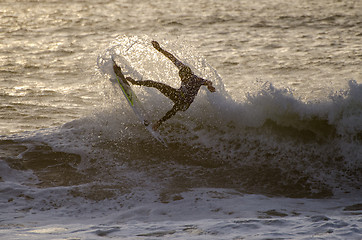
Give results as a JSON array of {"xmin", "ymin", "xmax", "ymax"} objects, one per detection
[{"xmin": 146, "ymin": 125, "xmax": 168, "ymax": 146}]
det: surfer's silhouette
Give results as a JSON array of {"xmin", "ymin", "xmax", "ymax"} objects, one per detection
[{"xmin": 113, "ymin": 41, "xmax": 216, "ymax": 130}]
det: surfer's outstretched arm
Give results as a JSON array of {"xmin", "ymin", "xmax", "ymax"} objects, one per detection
[{"xmin": 152, "ymin": 41, "xmax": 185, "ymax": 70}]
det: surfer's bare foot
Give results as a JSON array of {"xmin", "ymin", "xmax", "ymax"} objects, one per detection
[
  {"xmin": 152, "ymin": 121, "xmax": 161, "ymax": 131},
  {"xmin": 143, "ymin": 120, "xmax": 150, "ymax": 126}
]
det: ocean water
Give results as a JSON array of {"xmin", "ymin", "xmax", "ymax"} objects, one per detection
[{"xmin": 1, "ymin": 0, "xmax": 361, "ymax": 239}]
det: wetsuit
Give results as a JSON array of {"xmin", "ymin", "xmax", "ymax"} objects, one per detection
[
  {"xmin": 128, "ymin": 73, "xmax": 208, "ymax": 125},
  {"xmin": 113, "ymin": 41, "xmax": 215, "ymax": 129}
]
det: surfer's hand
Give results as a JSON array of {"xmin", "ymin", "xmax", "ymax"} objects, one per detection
[
  {"xmin": 208, "ymin": 85, "xmax": 216, "ymax": 92},
  {"xmin": 152, "ymin": 41, "xmax": 161, "ymax": 51},
  {"xmin": 206, "ymin": 81, "xmax": 216, "ymax": 92}
]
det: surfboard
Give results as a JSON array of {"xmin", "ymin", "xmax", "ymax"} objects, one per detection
[{"xmin": 109, "ymin": 59, "xmax": 167, "ymax": 146}]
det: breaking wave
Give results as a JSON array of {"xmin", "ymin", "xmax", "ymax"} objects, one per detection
[{"xmin": 1, "ymin": 35, "xmax": 361, "ymax": 199}]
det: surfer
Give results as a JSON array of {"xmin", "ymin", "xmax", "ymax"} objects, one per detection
[{"xmin": 113, "ymin": 41, "xmax": 216, "ymax": 130}]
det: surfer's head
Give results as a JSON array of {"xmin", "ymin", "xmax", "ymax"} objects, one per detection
[{"xmin": 179, "ymin": 66, "xmax": 193, "ymax": 79}]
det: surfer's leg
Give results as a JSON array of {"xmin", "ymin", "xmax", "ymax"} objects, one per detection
[
  {"xmin": 129, "ymin": 79, "xmax": 179, "ymax": 102},
  {"xmin": 153, "ymin": 104, "xmax": 180, "ymax": 130}
]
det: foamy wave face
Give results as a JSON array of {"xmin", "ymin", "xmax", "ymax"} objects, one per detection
[{"xmin": 199, "ymin": 79, "xmax": 361, "ymax": 196}]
